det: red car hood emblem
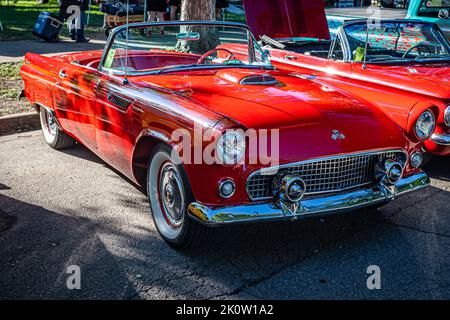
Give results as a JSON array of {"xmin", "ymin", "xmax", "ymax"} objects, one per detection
[{"xmin": 243, "ymin": 0, "xmax": 330, "ymax": 40}]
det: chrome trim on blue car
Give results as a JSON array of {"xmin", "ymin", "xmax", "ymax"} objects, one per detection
[
  {"xmin": 431, "ymin": 133, "xmax": 450, "ymax": 145},
  {"xmin": 188, "ymin": 171, "xmax": 429, "ymax": 225}
]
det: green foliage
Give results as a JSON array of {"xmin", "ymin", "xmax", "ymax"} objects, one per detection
[{"xmin": 0, "ymin": 62, "xmax": 22, "ymax": 79}]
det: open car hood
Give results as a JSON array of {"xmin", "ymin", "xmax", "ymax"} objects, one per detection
[{"xmin": 242, "ymin": 0, "xmax": 330, "ymax": 40}]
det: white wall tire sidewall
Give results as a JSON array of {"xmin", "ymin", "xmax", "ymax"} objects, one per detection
[
  {"xmin": 149, "ymin": 150, "xmax": 186, "ymax": 241},
  {"xmin": 39, "ymin": 108, "xmax": 57, "ymax": 145}
]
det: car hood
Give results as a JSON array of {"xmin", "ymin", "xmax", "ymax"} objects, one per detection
[
  {"xmin": 132, "ymin": 68, "xmax": 407, "ymax": 154},
  {"xmin": 358, "ymin": 63, "xmax": 450, "ymax": 99},
  {"xmin": 242, "ymin": 0, "xmax": 330, "ymax": 40}
]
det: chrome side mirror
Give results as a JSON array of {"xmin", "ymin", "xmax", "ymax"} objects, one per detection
[{"xmin": 438, "ymin": 9, "xmax": 449, "ymax": 19}]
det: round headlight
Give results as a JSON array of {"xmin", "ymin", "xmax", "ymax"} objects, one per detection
[
  {"xmin": 444, "ymin": 105, "xmax": 450, "ymax": 127},
  {"xmin": 216, "ymin": 131, "xmax": 246, "ymax": 164},
  {"xmin": 415, "ymin": 110, "xmax": 436, "ymax": 140}
]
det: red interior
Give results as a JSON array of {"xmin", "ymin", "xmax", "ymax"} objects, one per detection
[{"xmin": 78, "ymin": 50, "xmax": 201, "ymax": 71}]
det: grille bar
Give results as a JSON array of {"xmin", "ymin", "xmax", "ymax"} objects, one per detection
[{"xmin": 246, "ymin": 150, "xmax": 407, "ymax": 201}]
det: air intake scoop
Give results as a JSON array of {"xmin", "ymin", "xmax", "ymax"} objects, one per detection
[
  {"xmin": 240, "ymin": 74, "xmax": 278, "ymax": 86},
  {"xmin": 216, "ymin": 70, "xmax": 278, "ymax": 86}
]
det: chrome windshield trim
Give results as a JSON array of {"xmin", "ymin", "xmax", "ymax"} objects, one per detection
[
  {"xmin": 189, "ymin": 171, "xmax": 429, "ymax": 225},
  {"xmin": 98, "ymin": 20, "xmax": 271, "ymax": 73},
  {"xmin": 340, "ymin": 19, "xmax": 450, "ymax": 63}
]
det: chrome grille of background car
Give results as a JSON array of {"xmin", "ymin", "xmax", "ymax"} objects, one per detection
[{"xmin": 246, "ymin": 151, "xmax": 407, "ymax": 201}]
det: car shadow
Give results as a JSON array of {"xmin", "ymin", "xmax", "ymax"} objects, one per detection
[
  {"xmin": 60, "ymin": 144, "xmax": 145, "ymax": 193},
  {"xmin": 0, "ymin": 194, "xmax": 139, "ymax": 299},
  {"xmin": 424, "ymin": 156, "xmax": 450, "ymax": 182},
  {"xmin": 3, "ymin": 141, "xmax": 449, "ymax": 299}
]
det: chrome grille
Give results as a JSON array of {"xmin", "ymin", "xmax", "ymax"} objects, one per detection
[{"xmin": 247, "ymin": 151, "xmax": 407, "ymax": 201}]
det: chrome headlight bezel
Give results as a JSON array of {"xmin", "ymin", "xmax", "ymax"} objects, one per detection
[
  {"xmin": 216, "ymin": 130, "xmax": 246, "ymax": 165},
  {"xmin": 444, "ymin": 105, "xmax": 450, "ymax": 127},
  {"xmin": 415, "ymin": 110, "xmax": 436, "ymax": 140}
]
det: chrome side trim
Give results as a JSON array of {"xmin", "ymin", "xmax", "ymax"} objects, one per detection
[
  {"xmin": 188, "ymin": 171, "xmax": 429, "ymax": 225},
  {"xmin": 431, "ymin": 133, "xmax": 450, "ymax": 145}
]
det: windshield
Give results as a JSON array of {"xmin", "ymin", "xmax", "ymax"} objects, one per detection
[
  {"xmin": 100, "ymin": 22, "xmax": 271, "ymax": 75},
  {"xmin": 344, "ymin": 22, "xmax": 450, "ymax": 63}
]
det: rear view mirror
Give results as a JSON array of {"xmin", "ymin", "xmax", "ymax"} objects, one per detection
[
  {"xmin": 438, "ymin": 9, "xmax": 449, "ymax": 19},
  {"xmin": 176, "ymin": 32, "xmax": 200, "ymax": 41}
]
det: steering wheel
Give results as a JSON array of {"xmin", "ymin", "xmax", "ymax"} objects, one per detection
[
  {"xmin": 197, "ymin": 48, "xmax": 236, "ymax": 64},
  {"xmin": 402, "ymin": 42, "xmax": 434, "ymax": 59}
]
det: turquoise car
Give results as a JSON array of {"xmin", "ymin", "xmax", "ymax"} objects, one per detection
[
  {"xmin": 327, "ymin": 1, "xmax": 449, "ymax": 40},
  {"xmin": 406, "ymin": 0, "xmax": 450, "ymax": 40}
]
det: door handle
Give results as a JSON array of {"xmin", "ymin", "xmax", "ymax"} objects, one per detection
[
  {"xmin": 59, "ymin": 69, "xmax": 67, "ymax": 79},
  {"xmin": 284, "ymin": 55, "xmax": 297, "ymax": 60}
]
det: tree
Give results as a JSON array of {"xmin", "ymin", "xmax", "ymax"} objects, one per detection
[
  {"xmin": 180, "ymin": 0, "xmax": 216, "ymax": 21},
  {"xmin": 176, "ymin": 0, "xmax": 219, "ymax": 54}
]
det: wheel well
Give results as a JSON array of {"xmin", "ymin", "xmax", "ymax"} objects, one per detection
[{"xmin": 132, "ymin": 136, "xmax": 167, "ymax": 187}]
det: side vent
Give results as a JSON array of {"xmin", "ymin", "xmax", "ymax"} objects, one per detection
[
  {"xmin": 107, "ymin": 93, "xmax": 131, "ymax": 111},
  {"xmin": 240, "ymin": 74, "xmax": 278, "ymax": 86}
]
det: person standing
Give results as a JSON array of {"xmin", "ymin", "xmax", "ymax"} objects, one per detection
[
  {"xmin": 60, "ymin": 0, "xmax": 90, "ymax": 42},
  {"xmin": 215, "ymin": 0, "xmax": 229, "ymax": 20},
  {"xmin": 146, "ymin": 0, "xmax": 167, "ymax": 35},
  {"xmin": 168, "ymin": 0, "xmax": 181, "ymax": 21}
]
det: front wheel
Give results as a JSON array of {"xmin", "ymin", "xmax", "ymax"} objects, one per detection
[
  {"xmin": 147, "ymin": 144, "xmax": 211, "ymax": 249},
  {"xmin": 39, "ymin": 107, "xmax": 76, "ymax": 149}
]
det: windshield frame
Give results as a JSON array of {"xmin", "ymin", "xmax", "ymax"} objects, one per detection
[
  {"xmin": 98, "ymin": 21, "xmax": 273, "ymax": 75},
  {"xmin": 340, "ymin": 19, "xmax": 450, "ymax": 64}
]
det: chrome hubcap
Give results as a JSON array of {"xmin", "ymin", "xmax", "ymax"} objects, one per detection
[
  {"xmin": 159, "ymin": 163, "xmax": 184, "ymax": 228},
  {"xmin": 46, "ymin": 110, "xmax": 57, "ymax": 136}
]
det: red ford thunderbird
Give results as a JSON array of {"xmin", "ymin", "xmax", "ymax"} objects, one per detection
[
  {"xmin": 20, "ymin": 21, "xmax": 429, "ymax": 249},
  {"xmin": 238, "ymin": 0, "xmax": 450, "ymax": 158}
]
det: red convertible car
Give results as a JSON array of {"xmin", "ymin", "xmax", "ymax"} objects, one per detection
[
  {"xmin": 239, "ymin": 0, "xmax": 450, "ymax": 158},
  {"xmin": 21, "ymin": 21, "xmax": 429, "ymax": 248}
]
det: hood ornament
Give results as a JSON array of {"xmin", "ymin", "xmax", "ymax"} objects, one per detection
[{"xmin": 332, "ymin": 130, "xmax": 346, "ymax": 141}]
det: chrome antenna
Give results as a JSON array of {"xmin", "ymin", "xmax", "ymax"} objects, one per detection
[{"xmin": 123, "ymin": 0, "xmax": 130, "ymax": 85}]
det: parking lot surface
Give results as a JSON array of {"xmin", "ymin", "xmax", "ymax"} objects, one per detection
[{"xmin": 0, "ymin": 131, "xmax": 449, "ymax": 299}]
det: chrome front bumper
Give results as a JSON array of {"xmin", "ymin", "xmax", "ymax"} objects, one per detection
[
  {"xmin": 431, "ymin": 133, "xmax": 450, "ymax": 146},
  {"xmin": 188, "ymin": 172, "xmax": 429, "ymax": 225}
]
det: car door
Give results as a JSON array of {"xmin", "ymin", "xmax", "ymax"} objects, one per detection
[
  {"xmin": 94, "ymin": 74, "xmax": 143, "ymax": 176},
  {"xmin": 53, "ymin": 63, "xmax": 101, "ymax": 151}
]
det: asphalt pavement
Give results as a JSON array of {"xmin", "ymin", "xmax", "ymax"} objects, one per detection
[{"xmin": 0, "ymin": 131, "xmax": 449, "ymax": 299}]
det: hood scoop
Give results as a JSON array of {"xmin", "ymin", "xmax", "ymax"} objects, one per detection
[
  {"xmin": 216, "ymin": 70, "xmax": 280, "ymax": 86},
  {"xmin": 239, "ymin": 74, "xmax": 278, "ymax": 86}
]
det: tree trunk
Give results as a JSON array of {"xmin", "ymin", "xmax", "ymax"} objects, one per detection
[
  {"xmin": 180, "ymin": 0, "xmax": 216, "ymax": 21},
  {"xmin": 176, "ymin": 0, "xmax": 219, "ymax": 54}
]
